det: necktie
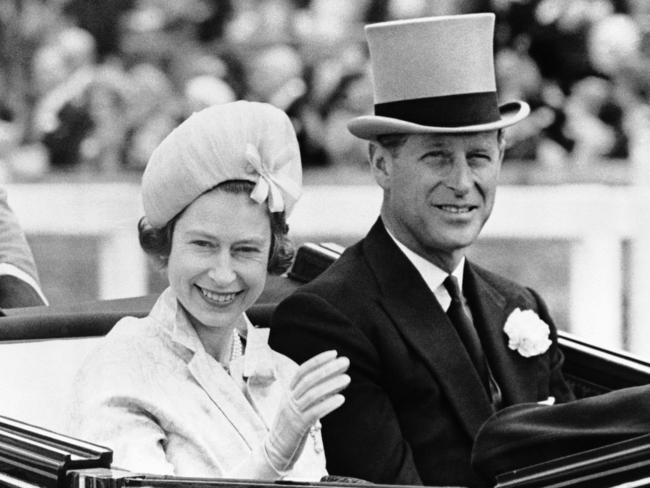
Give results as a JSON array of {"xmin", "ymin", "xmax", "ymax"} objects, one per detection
[{"xmin": 443, "ymin": 275, "xmax": 489, "ymax": 386}]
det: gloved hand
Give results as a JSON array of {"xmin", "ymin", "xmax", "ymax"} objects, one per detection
[{"xmin": 264, "ymin": 349, "xmax": 350, "ymax": 473}]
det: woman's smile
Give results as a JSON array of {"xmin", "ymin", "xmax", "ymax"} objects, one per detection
[{"xmin": 196, "ymin": 285, "xmax": 243, "ymax": 306}]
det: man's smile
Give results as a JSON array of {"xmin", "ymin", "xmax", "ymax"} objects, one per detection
[{"xmin": 435, "ymin": 204, "xmax": 478, "ymax": 214}]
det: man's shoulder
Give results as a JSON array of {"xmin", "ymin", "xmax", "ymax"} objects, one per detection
[
  {"xmin": 296, "ymin": 239, "xmax": 377, "ymax": 299},
  {"xmin": 469, "ymin": 261, "xmax": 540, "ymax": 304},
  {"xmin": 273, "ymin": 238, "xmax": 383, "ymax": 327}
]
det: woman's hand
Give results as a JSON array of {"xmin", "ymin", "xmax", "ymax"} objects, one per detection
[{"xmin": 264, "ymin": 350, "xmax": 350, "ymax": 473}]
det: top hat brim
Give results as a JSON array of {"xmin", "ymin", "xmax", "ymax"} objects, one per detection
[{"xmin": 347, "ymin": 101, "xmax": 530, "ymax": 141}]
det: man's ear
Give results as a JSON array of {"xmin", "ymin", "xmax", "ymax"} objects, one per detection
[
  {"xmin": 368, "ymin": 142, "xmax": 391, "ymax": 189},
  {"xmin": 497, "ymin": 130, "xmax": 507, "ymax": 164}
]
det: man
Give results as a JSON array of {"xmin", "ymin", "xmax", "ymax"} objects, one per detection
[
  {"xmin": 0, "ymin": 186, "xmax": 47, "ymax": 308},
  {"xmin": 269, "ymin": 14, "xmax": 574, "ymax": 487}
]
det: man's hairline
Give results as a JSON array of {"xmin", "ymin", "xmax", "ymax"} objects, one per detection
[{"xmin": 369, "ymin": 129, "xmax": 506, "ymax": 158}]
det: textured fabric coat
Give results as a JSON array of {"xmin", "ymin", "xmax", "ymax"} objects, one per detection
[
  {"xmin": 269, "ymin": 219, "xmax": 574, "ymax": 488},
  {"xmin": 67, "ymin": 288, "xmax": 327, "ymax": 480}
]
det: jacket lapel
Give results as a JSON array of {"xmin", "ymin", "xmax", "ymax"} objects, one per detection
[
  {"xmin": 155, "ymin": 292, "xmax": 268, "ymax": 450},
  {"xmin": 464, "ymin": 263, "xmax": 539, "ymax": 405},
  {"xmin": 363, "ymin": 220, "xmax": 494, "ymax": 439},
  {"xmin": 187, "ymin": 351, "xmax": 268, "ymax": 449},
  {"xmin": 233, "ymin": 323, "xmax": 283, "ymax": 430}
]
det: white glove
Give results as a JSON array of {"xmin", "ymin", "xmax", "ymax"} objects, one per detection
[{"xmin": 264, "ymin": 349, "xmax": 350, "ymax": 473}]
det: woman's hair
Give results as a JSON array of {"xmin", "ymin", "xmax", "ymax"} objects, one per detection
[{"xmin": 138, "ymin": 180, "xmax": 294, "ymax": 275}]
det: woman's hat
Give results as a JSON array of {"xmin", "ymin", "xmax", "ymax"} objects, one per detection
[
  {"xmin": 142, "ymin": 100, "xmax": 302, "ymax": 228},
  {"xmin": 348, "ymin": 13, "xmax": 530, "ymax": 141}
]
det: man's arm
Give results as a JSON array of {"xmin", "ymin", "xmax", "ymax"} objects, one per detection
[
  {"xmin": 472, "ymin": 384, "xmax": 650, "ymax": 481},
  {"xmin": 0, "ymin": 187, "xmax": 47, "ymax": 308},
  {"xmin": 270, "ymin": 291, "xmax": 422, "ymax": 485}
]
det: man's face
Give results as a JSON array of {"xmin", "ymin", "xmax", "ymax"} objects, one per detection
[{"xmin": 371, "ymin": 131, "xmax": 504, "ymax": 271}]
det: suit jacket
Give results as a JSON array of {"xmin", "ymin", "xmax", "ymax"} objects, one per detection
[
  {"xmin": 67, "ymin": 287, "xmax": 327, "ymax": 481},
  {"xmin": 269, "ymin": 219, "xmax": 574, "ymax": 487}
]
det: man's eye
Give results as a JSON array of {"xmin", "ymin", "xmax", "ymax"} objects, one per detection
[
  {"xmin": 191, "ymin": 240, "xmax": 213, "ymax": 248},
  {"xmin": 421, "ymin": 154, "xmax": 448, "ymax": 166},
  {"xmin": 468, "ymin": 154, "xmax": 492, "ymax": 164},
  {"xmin": 236, "ymin": 246, "xmax": 261, "ymax": 254},
  {"xmin": 422, "ymin": 151, "xmax": 446, "ymax": 160}
]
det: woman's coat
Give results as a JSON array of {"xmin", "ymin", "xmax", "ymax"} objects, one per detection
[{"xmin": 67, "ymin": 287, "xmax": 327, "ymax": 480}]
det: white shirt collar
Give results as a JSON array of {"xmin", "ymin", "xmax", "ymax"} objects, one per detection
[{"xmin": 385, "ymin": 227, "xmax": 465, "ymax": 312}]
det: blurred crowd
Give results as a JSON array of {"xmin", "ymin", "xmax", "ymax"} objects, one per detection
[{"xmin": 1, "ymin": 0, "xmax": 650, "ymax": 181}]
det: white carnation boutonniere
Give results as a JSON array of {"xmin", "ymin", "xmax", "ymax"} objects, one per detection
[{"xmin": 503, "ymin": 308, "xmax": 552, "ymax": 358}]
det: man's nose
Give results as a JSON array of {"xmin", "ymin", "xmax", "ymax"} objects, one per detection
[
  {"xmin": 208, "ymin": 252, "xmax": 236, "ymax": 284},
  {"xmin": 445, "ymin": 159, "xmax": 472, "ymax": 195}
]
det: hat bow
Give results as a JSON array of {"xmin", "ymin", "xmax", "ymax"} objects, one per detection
[{"xmin": 245, "ymin": 143, "xmax": 301, "ymax": 213}]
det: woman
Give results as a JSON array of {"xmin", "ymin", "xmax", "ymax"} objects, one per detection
[{"xmin": 67, "ymin": 101, "xmax": 350, "ymax": 480}]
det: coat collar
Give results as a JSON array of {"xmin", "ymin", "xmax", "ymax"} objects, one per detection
[
  {"xmin": 362, "ymin": 219, "xmax": 536, "ymax": 438},
  {"xmin": 148, "ymin": 288, "xmax": 280, "ymax": 445}
]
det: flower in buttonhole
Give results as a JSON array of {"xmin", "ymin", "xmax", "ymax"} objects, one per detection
[{"xmin": 503, "ymin": 308, "xmax": 552, "ymax": 358}]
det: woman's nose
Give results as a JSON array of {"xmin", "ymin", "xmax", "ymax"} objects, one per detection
[{"xmin": 208, "ymin": 253, "xmax": 236, "ymax": 285}]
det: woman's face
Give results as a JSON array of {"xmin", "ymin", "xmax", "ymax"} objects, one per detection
[{"xmin": 167, "ymin": 189, "xmax": 271, "ymax": 332}]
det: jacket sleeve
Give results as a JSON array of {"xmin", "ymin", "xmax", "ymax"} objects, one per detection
[
  {"xmin": 270, "ymin": 290, "xmax": 423, "ymax": 485},
  {"xmin": 472, "ymin": 384, "xmax": 650, "ymax": 481},
  {"xmin": 0, "ymin": 187, "xmax": 46, "ymax": 307},
  {"xmin": 66, "ymin": 336, "xmax": 176, "ymax": 475}
]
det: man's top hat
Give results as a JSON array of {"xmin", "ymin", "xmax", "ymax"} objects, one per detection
[{"xmin": 348, "ymin": 13, "xmax": 530, "ymax": 141}]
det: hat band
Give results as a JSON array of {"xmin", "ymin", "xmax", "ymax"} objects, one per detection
[{"xmin": 374, "ymin": 92, "xmax": 500, "ymax": 128}]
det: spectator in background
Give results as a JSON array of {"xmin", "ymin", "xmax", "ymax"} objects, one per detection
[
  {"xmin": 5, "ymin": 0, "xmax": 650, "ymax": 178},
  {"xmin": 244, "ymin": 44, "xmax": 306, "ymax": 112},
  {"xmin": 122, "ymin": 63, "xmax": 183, "ymax": 171},
  {"xmin": 183, "ymin": 75, "xmax": 236, "ymax": 113},
  {"xmin": 244, "ymin": 43, "xmax": 328, "ymax": 167},
  {"xmin": 32, "ymin": 25, "xmax": 98, "ymax": 171},
  {"xmin": 223, "ymin": 0, "xmax": 295, "ymax": 46},
  {"xmin": 494, "ymin": 36, "xmax": 559, "ymax": 163},
  {"xmin": 587, "ymin": 11, "xmax": 650, "ymax": 167},
  {"xmin": 32, "ymin": 25, "xmax": 97, "ymax": 140},
  {"xmin": 0, "ymin": 186, "xmax": 47, "ymax": 308},
  {"xmin": 564, "ymin": 76, "xmax": 627, "ymax": 165},
  {"xmin": 63, "ymin": 0, "xmax": 135, "ymax": 61},
  {"xmin": 319, "ymin": 69, "xmax": 374, "ymax": 167},
  {"xmin": 41, "ymin": 64, "xmax": 131, "ymax": 172},
  {"xmin": 78, "ymin": 66, "xmax": 132, "ymax": 172}
]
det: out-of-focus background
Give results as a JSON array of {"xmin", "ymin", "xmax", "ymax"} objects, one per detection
[{"xmin": 1, "ymin": 0, "xmax": 649, "ymax": 355}]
